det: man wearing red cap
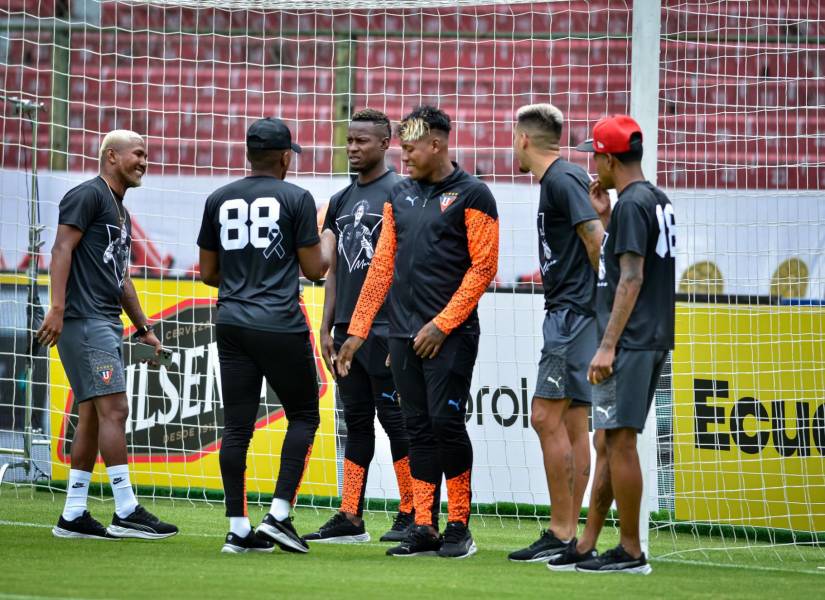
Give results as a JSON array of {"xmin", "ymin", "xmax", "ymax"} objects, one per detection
[{"xmin": 547, "ymin": 115, "xmax": 675, "ymax": 574}]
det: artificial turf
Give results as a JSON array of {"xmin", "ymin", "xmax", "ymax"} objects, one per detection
[{"xmin": 0, "ymin": 490, "xmax": 822, "ymax": 599}]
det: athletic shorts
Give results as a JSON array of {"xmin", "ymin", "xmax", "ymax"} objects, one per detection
[
  {"xmin": 388, "ymin": 333, "xmax": 479, "ymax": 420},
  {"xmin": 591, "ymin": 348, "xmax": 669, "ymax": 432},
  {"xmin": 57, "ymin": 318, "xmax": 126, "ymax": 402},
  {"xmin": 534, "ymin": 308, "xmax": 597, "ymax": 405}
]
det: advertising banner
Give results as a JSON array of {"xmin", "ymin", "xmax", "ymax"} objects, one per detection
[
  {"xmin": 672, "ymin": 304, "xmax": 825, "ymax": 531},
  {"xmin": 49, "ymin": 279, "xmax": 339, "ymax": 498}
]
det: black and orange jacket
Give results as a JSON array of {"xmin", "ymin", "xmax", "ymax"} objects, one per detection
[{"xmin": 348, "ymin": 164, "xmax": 499, "ymax": 339}]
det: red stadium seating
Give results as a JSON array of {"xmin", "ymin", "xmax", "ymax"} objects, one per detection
[{"xmin": 0, "ymin": 3, "xmax": 821, "ymax": 188}]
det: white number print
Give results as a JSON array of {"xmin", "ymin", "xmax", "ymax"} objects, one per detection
[
  {"xmin": 655, "ymin": 202, "xmax": 676, "ymax": 258},
  {"xmin": 218, "ymin": 196, "xmax": 284, "ymax": 258},
  {"xmin": 218, "ymin": 198, "xmax": 249, "ymax": 250}
]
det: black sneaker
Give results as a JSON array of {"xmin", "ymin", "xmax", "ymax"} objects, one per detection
[
  {"xmin": 257, "ymin": 513, "xmax": 309, "ymax": 553},
  {"xmin": 386, "ymin": 525, "xmax": 442, "ymax": 557},
  {"xmin": 53, "ymin": 511, "xmax": 118, "ymax": 540},
  {"xmin": 302, "ymin": 512, "xmax": 370, "ymax": 544},
  {"xmin": 575, "ymin": 544, "xmax": 652, "ymax": 574},
  {"xmin": 437, "ymin": 521, "xmax": 477, "ymax": 559},
  {"xmin": 107, "ymin": 505, "xmax": 178, "ymax": 540},
  {"xmin": 508, "ymin": 529, "xmax": 570, "ymax": 562},
  {"xmin": 547, "ymin": 539, "xmax": 597, "ymax": 571},
  {"xmin": 379, "ymin": 510, "xmax": 415, "ymax": 542},
  {"xmin": 221, "ymin": 530, "xmax": 275, "ymax": 554}
]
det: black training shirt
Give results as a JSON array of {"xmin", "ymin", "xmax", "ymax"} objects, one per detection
[
  {"xmin": 59, "ymin": 176, "xmax": 132, "ymax": 323},
  {"xmin": 197, "ymin": 175, "xmax": 320, "ymax": 333},
  {"xmin": 323, "ymin": 170, "xmax": 402, "ymax": 327},
  {"xmin": 537, "ymin": 158, "xmax": 599, "ymax": 315},
  {"xmin": 597, "ymin": 180, "xmax": 675, "ymax": 350}
]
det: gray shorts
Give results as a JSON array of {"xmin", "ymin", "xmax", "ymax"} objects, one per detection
[
  {"xmin": 534, "ymin": 309, "xmax": 597, "ymax": 405},
  {"xmin": 57, "ymin": 318, "xmax": 126, "ymax": 402},
  {"xmin": 592, "ymin": 348, "xmax": 669, "ymax": 432}
]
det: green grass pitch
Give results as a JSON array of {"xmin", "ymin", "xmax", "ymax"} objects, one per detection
[{"xmin": 0, "ymin": 490, "xmax": 822, "ymax": 599}]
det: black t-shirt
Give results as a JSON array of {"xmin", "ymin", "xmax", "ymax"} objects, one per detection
[
  {"xmin": 197, "ymin": 175, "xmax": 320, "ymax": 333},
  {"xmin": 58, "ymin": 176, "xmax": 131, "ymax": 323},
  {"xmin": 537, "ymin": 158, "xmax": 599, "ymax": 315},
  {"xmin": 597, "ymin": 181, "xmax": 675, "ymax": 350},
  {"xmin": 323, "ymin": 170, "xmax": 402, "ymax": 327}
]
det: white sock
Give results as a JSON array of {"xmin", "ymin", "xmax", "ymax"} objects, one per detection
[
  {"xmin": 62, "ymin": 469, "xmax": 92, "ymax": 521},
  {"xmin": 230, "ymin": 516, "xmax": 252, "ymax": 537},
  {"xmin": 270, "ymin": 498, "xmax": 291, "ymax": 521},
  {"xmin": 107, "ymin": 464, "xmax": 138, "ymax": 518}
]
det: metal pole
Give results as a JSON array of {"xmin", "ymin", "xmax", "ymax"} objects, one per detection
[
  {"xmin": 630, "ymin": 0, "xmax": 663, "ymax": 557},
  {"xmin": 0, "ymin": 94, "xmax": 47, "ymax": 486}
]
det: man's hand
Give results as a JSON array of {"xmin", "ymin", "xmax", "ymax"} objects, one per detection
[
  {"xmin": 36, "ymin": 306, "xmax": 64, "ymax": 347},
  {"xmin": 588, "ymin": 345, "xmax": 616, "ymax": 385},
  {"xmin": 320, "ymin": 328, "xmax": 336, "ymax": 380},
  {"xmin": 413, "ymin": 321, "xmax": 447, "ymax": 359},
  {"xmin": 137, "ymin": 328, "xmax": 163, "ymax": 366},
  {"xmin": 335, "ymin": 335, "xmax": 365, "ymax": 378},
  {"xmin": 589, "ymin": 180, "xmax": 611, "ymax": 217}
]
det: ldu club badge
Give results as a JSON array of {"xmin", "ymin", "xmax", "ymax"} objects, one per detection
[{"xmin": 440, "ymin": 192, "xmax": 459, "ymax": 213}]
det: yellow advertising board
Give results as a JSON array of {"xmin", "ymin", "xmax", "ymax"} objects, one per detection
[
  {"xmin": 49, "ymin": 278, "xmax": 338, "ymax": 498},
  {"xmin": 672, "ymin": 303, "xmax": 825, "ymax": 531}
]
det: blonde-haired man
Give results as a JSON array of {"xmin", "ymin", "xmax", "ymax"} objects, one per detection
[{"xmin": 39, "ymin": 130, "xmax": 178, "ymax": 541}]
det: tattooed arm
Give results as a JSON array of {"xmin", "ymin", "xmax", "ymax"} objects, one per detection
[
  {"xmin": 575, "ymin": 218, "xmax": 605, "ymax": 272},
  {"xmin": 587, "ymin": 252, "xmax": 644, "ymax": 384}
]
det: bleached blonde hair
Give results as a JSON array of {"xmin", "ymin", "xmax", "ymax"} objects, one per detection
[
  {"xmin": 515, "ymin": 103, "xmax": 564, "ymax": 149},
  {"xmin": 99, "ymin": 129, "xmax": 144, "ymax": 160}
]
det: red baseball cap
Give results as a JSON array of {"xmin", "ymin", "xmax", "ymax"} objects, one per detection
[{"xmin": 575, "ymin": 114, "xmax": 642, "ymax": 154}]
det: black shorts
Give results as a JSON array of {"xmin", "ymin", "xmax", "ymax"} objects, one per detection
[
  {"xmin": 591, "ymin": 348, "xmax": 669, "ymax": 432},
  {"xmin": 57, "ymin": 318, "xmax": 125, "ymax": 402},
  {"xmin": 216, "ymin": 324, "xmax": 319, "ymax": 411},
  {"xmin": 333, "ymin": 324, "xmax": 397, "ymax": 410},
  {"xmin": 534, "ymin": 309, "xmax": 596, "ymax": 406},
  {"xmin": 333, "ymin": 324, "xmax": 391, "ymax": 380},
  {"xmin": 388, "ymin": 333, "xmax": 479, "ymax": 419}
]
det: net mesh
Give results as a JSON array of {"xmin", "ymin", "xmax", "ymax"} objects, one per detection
[{"xmin": 0, "ymin": 0, "xmax": 823, "ymax": 568}]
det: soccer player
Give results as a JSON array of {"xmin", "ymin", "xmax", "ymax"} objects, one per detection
[
  {"xmin": 38, "ymin": 130, "xmax": 178, "ymax": 540},
  {"xmin": 303, "ymin": 109, "xmax": 415, "ymax": 544},
  {"xmin": 197, "ymin": 118, "xmax": 328, "ymax": 554},
  {"xmin": 550, "ymin": 115, "xmax": 675, "ymax": 574},
  {"xmin": 336, "ymin": 106, "xmax": 499, "ymax": 559},
  {"xmin": 508, "ymin": 104, "xmax": 604, "ymax": 562}
]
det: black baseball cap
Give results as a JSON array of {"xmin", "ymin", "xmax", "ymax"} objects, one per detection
[{"xmin": 246, "ymin": 117, "xmax": 302, "ymax": 153}]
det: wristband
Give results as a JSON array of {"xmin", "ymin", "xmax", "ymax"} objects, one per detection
[{"xmin": 133, "ymin": 324, "xmax": 153, "ymax": 339}]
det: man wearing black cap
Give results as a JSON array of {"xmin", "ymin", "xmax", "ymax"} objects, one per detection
[
  {"xmin": 547, "ymin": 115, "xmax": 674, "ymax": 574},
  {"xmin": 197, "ymin": 117, "xmax": 329, "ymax": 554}
]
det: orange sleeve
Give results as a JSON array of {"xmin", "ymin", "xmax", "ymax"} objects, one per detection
[
  {"xmin": 433, "ymin": 208, "xmax": 499, "ymax": 335},
  {"xmin": 347, "ymin": 202, "xmax": 397, "ymax": 339}
]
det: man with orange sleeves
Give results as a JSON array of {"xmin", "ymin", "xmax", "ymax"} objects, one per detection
[{"xmin": 336, "ymin": 106, "xmax": 499, "ymax": 559}]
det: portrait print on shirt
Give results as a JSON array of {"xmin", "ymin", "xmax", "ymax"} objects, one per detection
[{"xmin": 337, "ymin": 199, "xmax": 381, "ymax": 273}]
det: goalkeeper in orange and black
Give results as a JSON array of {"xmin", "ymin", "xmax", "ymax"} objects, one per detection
[{"xmin": 336, "ymin": 105, "xmax": 499, "ymax": 559}]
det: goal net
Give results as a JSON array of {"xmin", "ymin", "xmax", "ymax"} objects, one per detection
[{"xmin": 0, "ymin": 0, "xmax": 822, "ymax": 568}]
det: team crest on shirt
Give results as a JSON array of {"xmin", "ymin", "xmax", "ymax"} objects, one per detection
[
  {"xmin": 439, "ymin": 192, "xmax": 459, "ymax": 213},
  {"xmin": 103, "ymin": 223, "xmax": 130, "ymax": 287},
  {"xmin": 337, "ymin": 200, "xmax": 382, "ymax": 273}
]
